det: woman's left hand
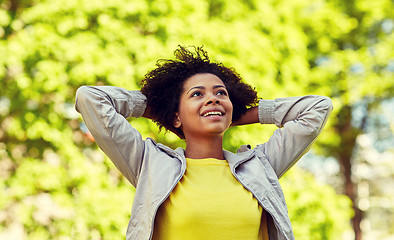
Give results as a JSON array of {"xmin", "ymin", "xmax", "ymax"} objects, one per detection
[{"xmin": 230, "ymin": 106, "xmax": 259, "ymax": 127}]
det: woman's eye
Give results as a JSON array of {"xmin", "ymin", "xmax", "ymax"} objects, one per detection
[
  {"xmin": 191, "ymin": 91, "xmax": 202, "ymax": 97},
  {"xmin": 217, "ymin": 90, "xmax": 228, "ymax": 96}
]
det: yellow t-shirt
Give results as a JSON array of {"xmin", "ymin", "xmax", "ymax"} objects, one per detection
[{"xmin": 152, "ymin": 158, "xmax": 269, "ymax": 240}]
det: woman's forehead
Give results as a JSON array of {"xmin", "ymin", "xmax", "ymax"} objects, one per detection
[{"xmin": 182, "ymin": 73, "xmax": 225, "ymax": 90}]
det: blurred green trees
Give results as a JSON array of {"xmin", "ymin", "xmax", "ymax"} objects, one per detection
[
  {"xmin": 1, "ymin": 0, "xmax": 392, "ymax": 239},
  {"xmin": 280, "ymin": 168, "xmax": 352, "ymax": 240}
]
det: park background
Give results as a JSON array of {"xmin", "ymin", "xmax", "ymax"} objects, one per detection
[{"xmin": 0, "ymin": 0, "xmax": 393, "ymax": 239}]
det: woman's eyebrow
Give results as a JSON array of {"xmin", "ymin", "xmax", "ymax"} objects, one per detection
[
  {"xmin": 187, "ymin": 86, "xmax": 204, "ymax": 94},
  {"xmin": 213, "ymin": 84, "xmax": 226, "ymax": 89},
  {"xmin": 186, "ymin": 85, "xmax": 226, "ymax": 94}
]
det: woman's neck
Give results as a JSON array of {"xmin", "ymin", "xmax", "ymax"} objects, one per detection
[{"xmin": 184, "ymin": 135, "xmax": 224, "ymax": 160}]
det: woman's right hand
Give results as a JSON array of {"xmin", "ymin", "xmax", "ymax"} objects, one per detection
[{"xmin": 142, "ymin": 105, "xmax": 155, "ymax": 121}]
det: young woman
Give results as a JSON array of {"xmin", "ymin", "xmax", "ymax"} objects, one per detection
[{"xmin": 75, "ymin": 46, "xmax": 333, "ymax": 240}]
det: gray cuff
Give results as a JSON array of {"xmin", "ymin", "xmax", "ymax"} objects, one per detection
[
  {"xmin": 130, "ymin": 91, "xmax": 147, "ymax": 118},
  {"xmin": 258, "ymin": 99, "xmax": 275, "ymax": 124}
]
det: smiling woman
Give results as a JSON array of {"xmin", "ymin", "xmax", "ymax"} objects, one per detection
[
  {"xmin": 140, "ymin": 46, "xmax": 258, "ymax": 139},
  {"xmin": 173, "ymin": 73, "xmax": 234, "ymax": 159},
  {"xmin": 75, "ymin": 46, "xmax": 333, "ymax": 240}
]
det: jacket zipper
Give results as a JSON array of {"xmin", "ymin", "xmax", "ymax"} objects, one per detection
[{"xmin": 148, "ymin": 151, "xmax": 186, "ymax": 240}]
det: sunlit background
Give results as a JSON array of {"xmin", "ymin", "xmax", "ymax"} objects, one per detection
[{"xmin": 0, "ymin": 0, "xmax": 393, "ymax": 239}]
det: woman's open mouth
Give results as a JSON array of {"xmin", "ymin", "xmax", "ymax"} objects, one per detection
[{"xmin": 202, "ymin": 111, "xmax": 224, "ymax": 117}]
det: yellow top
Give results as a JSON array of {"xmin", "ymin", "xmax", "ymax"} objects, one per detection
[{"xmin": 152, "ymin": 158, "xmax": 269, "ymax": 240}]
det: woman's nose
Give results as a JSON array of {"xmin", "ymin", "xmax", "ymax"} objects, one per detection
[{"xmin": 205, "ymin": 95, "xmax": 220, "ymax": 105}]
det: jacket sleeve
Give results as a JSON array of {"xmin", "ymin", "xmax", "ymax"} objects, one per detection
[
  {"xmin": 75, "ymin": 85, "xmax": 147, "ymax": 186},
  {"xmin": 255, "ymin": 95, "xmax": 333, "ymax": 178}
]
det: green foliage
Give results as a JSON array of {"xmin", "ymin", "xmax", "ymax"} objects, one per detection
[
  {"xmin": 1, "ymin": 0, "xmax": 392, "ymax": 238},
  {"xmin": 281, "ymin": 168, "xmax": 353, "ymax": 239}
]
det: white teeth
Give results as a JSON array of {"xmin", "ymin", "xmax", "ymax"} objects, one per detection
[{"xmin": 203, "ymin": 111, "xmax": 223, "ymax": 117}]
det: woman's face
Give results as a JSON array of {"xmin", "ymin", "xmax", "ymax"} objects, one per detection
[{"xmin": 174, "ymin": 73, "xmax": 233, "ymax": 139}]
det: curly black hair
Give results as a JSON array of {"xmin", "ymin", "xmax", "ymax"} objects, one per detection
[{"xmin": 140, "ymin": 45, "xmax": 258, "ymax": 139}]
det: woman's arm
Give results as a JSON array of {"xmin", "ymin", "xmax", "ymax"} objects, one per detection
[
  {"xmin": 231, "ymin": 106, "xmax": 259, "ymax": 126},
  {"xmin": 237, "ymin": 95, "xmax": 332, "ymax": 178},
  {"xmin": 75, "ymin": 86, "xmax": 148, "ymax": 186}
]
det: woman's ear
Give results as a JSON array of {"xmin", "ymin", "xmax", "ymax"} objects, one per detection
[{"xmin": 173, "ymin": 113, "xmax": 181, "ymax": 128}]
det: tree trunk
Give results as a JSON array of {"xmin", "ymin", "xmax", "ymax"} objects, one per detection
[
  {"xmin": 335, "ymin": 105, "xmax": 364, "ymax": 240},
  {"xmin": 10, "ymin": 0, "xmax": 19, "ymax": 13}
]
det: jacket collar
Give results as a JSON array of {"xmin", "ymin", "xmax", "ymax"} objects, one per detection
[
  {"xmin": 224, "ymin": 149, "xmax": 255, "ymax": 169},
  {"xmin": 174, "ymin": 147, "xmax": 255, "ymax": 169}
]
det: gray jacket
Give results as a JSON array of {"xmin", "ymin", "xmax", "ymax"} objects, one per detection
[{"xmin": 75, "ymin": 86, "xmax": 333, "ymax": 240}]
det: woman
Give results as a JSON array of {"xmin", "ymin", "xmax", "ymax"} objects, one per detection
[{"xmin": 75, "ymin": 46, "xmax": 332, "ymax": 240}]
